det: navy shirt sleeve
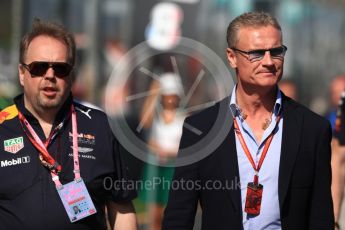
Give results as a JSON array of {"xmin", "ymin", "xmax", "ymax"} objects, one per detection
[{"xmin": 105, "ymin": 120, "xmax": 137, "ymax": 203}]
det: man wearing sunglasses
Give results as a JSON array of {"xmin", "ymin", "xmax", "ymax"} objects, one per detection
[
  {"xmin": 163, "ymin": 12, "xmax": 334, "ymax": 229},
  {"xmin": 0, "ymin": 19, "xmax": 137, "ymax": 229}
]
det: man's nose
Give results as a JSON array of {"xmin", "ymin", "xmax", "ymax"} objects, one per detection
[
  {"xmin": 261, "ymin": 51, "xmax": 274, "ymax": 65},
  {"xmin": 44, "ymin": 66, "xmax": 55, "ymax": 79}
]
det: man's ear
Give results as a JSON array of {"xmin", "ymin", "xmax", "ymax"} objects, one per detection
[
  {"xmin": 18, "ymin": 64, "xmax": 25, "ymax": 87},
  {"xmin": 226, "ymin": 48, "xmax": 237, "ymax": 69}
]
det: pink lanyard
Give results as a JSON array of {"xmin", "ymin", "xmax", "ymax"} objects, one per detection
[{"xmin": 19, "ymin": 105, "xmax": 80, "ymax": 188}]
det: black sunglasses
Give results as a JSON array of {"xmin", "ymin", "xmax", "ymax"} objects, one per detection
[
  {"xmin": 231, "ymin": 45, "xmax": 287, "ymax": 62},
  {"xmin": 21, "ymin": 61, "xmax": 73, "ymax": 78}
]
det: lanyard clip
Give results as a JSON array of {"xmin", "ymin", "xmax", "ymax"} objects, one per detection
[
  {"xmin": 253, "ymin": 173, "xmax": 259, "ymax": 185},
  {"xmin": 56, "ymin": 184, "xmax": 63, "ymax": 190},
  {"xmin": 52, "ymin": 175, "xmax": 63, "ymax": 190},
  {"xmin": 52, "ymin": 175, "xmax": 59, "ymax": 181}
]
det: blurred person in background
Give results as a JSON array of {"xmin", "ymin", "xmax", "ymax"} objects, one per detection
[
  {"xmin": 0, "ymin": 95, "xmax": 12, "ymax": 110},
  {"xmin": 163, "ymin": 11, "xmax": 334, "ymax": 229},
  {"xmin": 139, "ymin": 72, "xmax": 186, "ymax": 230},
  {"xmin": 278, "ymin": 79, "xmax": 298, "ymax": 101},
  {"xmin": 328, "ymin": 76, "xmax": 345, "ymax": 230},
  {"xmin": 326, "ymin": 75, "xmax": 345, "ymax": 130},
  {"xmin": 0, "ymin": 19, "xmax": 137, "ymax": 229},
  {"xmin": 332, "ymin": 90, "xmax": 345, "ymax": 230},
  {"xmin": 0, "ymin": 83, "xmax": 16, "ymax": 110}
]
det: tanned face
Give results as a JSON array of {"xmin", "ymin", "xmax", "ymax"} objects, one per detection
[
  {"xmin": 227, "ymin": 26, "xmax": 284, "ymax": 91},
  {"xmin": 18, "ymin": 35, "xmax": 73, "ymax": 115}
]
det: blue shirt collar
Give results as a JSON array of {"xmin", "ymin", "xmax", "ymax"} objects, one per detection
[{"xmin": 229, "ymin": 85, "xmax": 282, "ymax": 118}]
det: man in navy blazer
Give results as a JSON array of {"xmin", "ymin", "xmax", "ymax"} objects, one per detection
[{"xmin": 162, "ymin": 12, "xmax": 334, "ymax": 230}]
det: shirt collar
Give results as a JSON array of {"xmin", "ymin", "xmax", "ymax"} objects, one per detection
[{"xmin": 229, "ymin": 85, "xmax": 282, "ymax": 118}]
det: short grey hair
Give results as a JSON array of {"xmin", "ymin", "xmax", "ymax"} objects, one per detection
[{"xmin": 226, "ymin": 12, "xmax": 282, "ymax": 48}]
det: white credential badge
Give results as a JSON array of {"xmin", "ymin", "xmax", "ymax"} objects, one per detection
[{"xmin": 56, "ymin": 179, "xmax": 97, "ymax": 223}]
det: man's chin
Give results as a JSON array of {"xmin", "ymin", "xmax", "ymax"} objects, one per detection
[
  {"xmin": 256, "ymin": 78, "xmax": 279, "ymax": 88},
  {"xmin": 38, "ymin": 99, "xmax": 63, "ymax": 111}
]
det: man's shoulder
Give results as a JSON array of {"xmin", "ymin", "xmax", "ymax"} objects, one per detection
[
  {"xmin": 73, "ymin": 100, "xmax": 107, "ymax": 121},
  {"xmin": 184, "ymin": 97, "xmax": 231, "ymax": 133},
  {"xmin": 187, "ymin": 97, "xmax": 229, "ymax": 120},
  {"xmin": 284, "ymin": 96, "xmax": 330, "ymax": 129},
  {"xmin": 0, "ymin": 104, "xmax": 18, "ymax": 126}
]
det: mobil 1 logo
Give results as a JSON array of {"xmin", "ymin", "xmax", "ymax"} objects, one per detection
[{"xmin": 1, "ymin": 156, "xmax": 30, "ymax": 168}]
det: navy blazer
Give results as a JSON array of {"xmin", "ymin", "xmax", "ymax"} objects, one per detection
[{"xmin": 162, "ymin": 94, "xmax": 334, "ymax": 230}]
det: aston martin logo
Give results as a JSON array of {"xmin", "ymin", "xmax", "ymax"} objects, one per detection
[{"xmin": 71, "ymin": 146, "xmax": 94, "ymax": 153}]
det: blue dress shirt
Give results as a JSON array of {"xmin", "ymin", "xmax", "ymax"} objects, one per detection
[{"xmin": 229, "ymin": 85, "xmax": 283, "ymax": 230}]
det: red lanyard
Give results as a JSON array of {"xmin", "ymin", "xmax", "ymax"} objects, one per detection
[
  {"xmin": 18, "ymin": 105, "xmax": 80, "ymax": 188},
  {"xmin": 233, "ymin": 115, "xmax": 281, "ymax": 185}
]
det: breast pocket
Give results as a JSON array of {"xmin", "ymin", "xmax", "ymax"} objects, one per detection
[{"xmin": 290, "ymin": 150, "xmax": 315, "ymax": 188}]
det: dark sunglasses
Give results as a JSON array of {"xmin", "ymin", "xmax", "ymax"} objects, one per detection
[
  {"xmin": 21, "ymin": 61, "xmax": 73, "ymax": 78},
  {"xmin": 231, "ymin": 45, "xmax": 287, "ymax": 62}
]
